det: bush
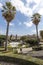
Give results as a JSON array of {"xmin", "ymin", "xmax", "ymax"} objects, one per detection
[
  {"xmin": 0, "ymin": 39, "xmax": 4, "ymax": 47},
  {"xmin": 18, "ymin": 44, "xmax": 22, "ymax": 48},
  {"xmin": 0, "ymin": 56, "xmax": 42, "ymax": 65},
  {"xmin": 13, "ymin": 49, "xmax": 18, "ymax": 54},
  {"xmin": 8, "ymin": 47, "xmax": 13, "ymax": 51},
  {"xmin": 0, "ymin": 35, "xmax": 6, "ymax": 47},
  {"xmin": 25, "ymin": 44, "xmax": 29, "ymax": 48},
  {"xmin": 25, "ymin": 39, "xmax": 39, "ymax": 46},
  {"xmin": 32, "ymin": 46, "xmax": 42, "ymax": 51},
  {"xmin": 0, "ymin": 35, "xmax": 6, "ymax": 40}
]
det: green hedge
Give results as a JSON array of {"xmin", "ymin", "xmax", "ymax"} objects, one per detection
[
  {"xmin": 32, "ymin": 45, "xmax": 43, "ymax": 51},
  {"xmin": 0, "ymin": 53, "xmax": 43, "ymax": 65},
  {"xmin": 0, "ymin": 56, "xmax": 40, "ymax": 65},
  {"xmin": 0, "ymin": 39, "xmax": 4, "ymax": 46},
  {"xmin": 25, "ymin": 39, "xmax": 39, "ymax": 46},
  {"xmin": 13, "ymin": 49, "xmax": 18, "ymax": 54}
]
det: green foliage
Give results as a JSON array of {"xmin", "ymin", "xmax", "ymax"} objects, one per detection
[
  {"xmin": 32, "ymin": 13, "xmax": 41, "ymax": 25},
  {"xmin": 32, "ymin": 45, "xmax": 43, "ymax": 51},
  {"xmin": 0, "ymin": 35, "xmax": 6, "ymax": 40},
  {"xmin": 8, "ymin": 45, "xmax": 13, "ymax": 51},
  {"xmin": 2, "ymin": 2, "xmax": 16, "ymax": 22},
  {"xmin": 13, "ymin": 49, "xmax": 18, "ymax": 54},
  {"xmin": 20, "ymin": 36, "xmax": 27, "ymax": 41},
  {"xmin": 20, "ymin": 35, "xmax": 38, "ymax": 46},
  {"xmin": 25, "ymin": 39, "xmax": 38, "ymax": 46},
  {"xmin": 40, "ymin": 30, "xmax": 43, "ymax": 39},
  {"xmin": 0, "ymin": 35, "xmax": 6, "ymax": 46},
  {"xmin": 18, "ymin": 44, "xmax": 22, "ymax": 48},
  {"xmin": 24, "ymin": 44, "xmax": 29, "ymax": 48},
  {"xmin": 0, "ymin": 48, "xmax": 43, "ymax": 65},
  {"xmin": 0, "ymin": 54, "xmax": 43, "ymax": 65}
]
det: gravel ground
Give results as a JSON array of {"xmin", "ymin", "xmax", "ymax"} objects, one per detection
[
  {"xmin": 17, "ymin": 48, "xmax": 43, "ymax": 59},
  {"xmin": 27, "ymin": 50, "xmax": 43, "ymax": 59},
  {"xmin": 27, "ymin": 50, "xmax": 43, "ymax": 56}
]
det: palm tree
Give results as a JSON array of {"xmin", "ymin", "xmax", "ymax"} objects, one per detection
[
  {"xmin": 2, "ymin": 2, "xmax": 16, "ymax": 51},
  {"xmin": 32, "ymin": 13, "xmax": 41, "ymax": 40}
]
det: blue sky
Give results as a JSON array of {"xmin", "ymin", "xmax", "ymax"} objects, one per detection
[{"xmin": 0, "ymin": 0, "xmax": 43, "ymax": 36}]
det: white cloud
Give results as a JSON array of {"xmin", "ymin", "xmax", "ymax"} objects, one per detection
[
  {"xmin": 37, "ymin": 0, "xmax": 43, "ymax": 15},
  {"xmin": 26, "ymin": 0, "xmax": 41, "ymax": 12},
  {"xmin": 33, "ymin": 0, "xmax": 43, "ymax": 15},
  {"xmin": 9, "ymin": 23, "xmax": 14, "ymax": 26},
  {"xmin": 38, "ymin": 8, "xmax": 43, "ymax": 15},
  {"xmin": 24, "ymin": 21, "xmax": 33, "ymax": 27},
  {"xmin": 0, "ymin": 0, "xmax": 43, "ymax": 17},
  {"xmin": 11, "ymin": 0, "xmax": 33, "ymax": 16},
  {"xmin": 11, "ymin": 0, "xmax": 43, "ymax": 17},
  {"xmin": 0, "ymin": 3, "xmax": 3, "ymax": 9}
]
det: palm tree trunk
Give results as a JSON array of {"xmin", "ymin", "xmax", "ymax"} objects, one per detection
[
  {"xmin": 36, "ymin": 25, "xmax": 38, "ymax": 40},
  {"xmin": 5, "ymin": 22, "xmax": 9, "ymax": 51}
]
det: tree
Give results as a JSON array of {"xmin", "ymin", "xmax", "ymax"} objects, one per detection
[
  {"xmin": 10, "ymin": 34, "xmax": 13, "ymax": 41},
  {"xmin": 2, "ymin": 2, "xmax": 16, "ymax": 51},
  {"xmin": 15, "ymin": 34, "xmax": 17, "ymax": 41},
  {"xmin": 20, "ymin": 36, "xmax": 27, "ymax": 41},
  {"xmin": 0, "ymin": 35, "xmax": 6, "ymax": 47},
  {"xmin": 40, "ymin": 30, "xmax": 43, "ymax": 39},
  {"xmin": 0, "ymin": 35, "xmax": 6, "ymax": 40},
  {"xmin": 32, "ymin": 13, "xmax": 41, "ymax": 41}
]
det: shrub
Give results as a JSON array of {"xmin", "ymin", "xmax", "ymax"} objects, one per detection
[
  {"xmin": 32, "ymin": 45, "xmax": 42, "ymax": 51},
  {"xmin": 25, "ymin": 44, "xmax": 29, "ymax": 48},
  {"xmin": 0, "ymin": 39, "xmax": 4, "ymax": 47},
  {"xmin": 13, "ymin": 49, "xmax": 18, "ymax": 54},
  {"xmin": 18, "ymin": 44, "xmax": 22, "ymax": 48},
  {"xmin": 25, "ymin": 39, "xmax": 38, "ymax": 46},
  {"xmin": 8, "ymin": 47, "xmax": 13, "ymax": 51}
]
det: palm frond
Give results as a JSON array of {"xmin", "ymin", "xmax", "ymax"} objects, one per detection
[
  {"xmin": 2, "ymin": 2, "xmax": 16, "ymax": 22},
  {"xmin": 31, "ymin": 13, "xmax": 41, "ymax": 25},
  {"xmin": 1, "ymin": 10, "xmax": 4, "ymax": 12},
  {"xmin": 6, "ymin": 2, "xmax": 12, "ymax": 10},
  {"xmin": 12, "ymin": 6, "xmax": 16, "ymax": 11},
  {"xmin": 2, "ymin": 6, "xmax": 7, "ymax": 10}
]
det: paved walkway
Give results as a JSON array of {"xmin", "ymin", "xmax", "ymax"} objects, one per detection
[
  {"xmin": 17, "ymin": 47, "xmax": 32, "ymax": 54},
  {"xmin": 17, "ymin": 47, "xmax": 43, "ymax": 59},
  {"xmin": 28, "ymin": 50, "xmax": 43, "ymax": 56},
  {"xmin": 27, "ymin": 50, "xmax": 43, "ymax": 59}
]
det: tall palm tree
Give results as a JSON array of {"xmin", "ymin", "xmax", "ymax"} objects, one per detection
[
  {"xmin": 32, "ymin": 13, "xmax": 41, "ymax": 40},
  {"xmin": 2, "ymin": 2, "xmax": 16, "ymax": 51}
]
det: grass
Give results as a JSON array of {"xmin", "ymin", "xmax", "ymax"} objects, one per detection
[
  {"xmin": 0, "ymin": 47, "xmax": 5, "ymax": 50},
  {"xmin": 0, "ymin": 47, "xmax": 43, "ymax": 65}
]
